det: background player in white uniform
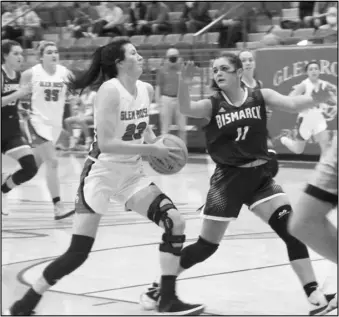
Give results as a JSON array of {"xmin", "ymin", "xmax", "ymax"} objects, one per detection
[
  {"xmin": 6, "ymin": 39, "xmax": 204, "ymax": 316},
  {"xmin": 20, "ymin": 41, "xmax": 74, "ymax": 220},
  {"xmin": 1, "ymin": 40, "xmax": 37, "ymax": 215},
  {"xmin": 281, "ymin": 61, "xmax": 337, "ymax": 155},
  {"xmin": 289, "ymin": 135, "xmax": 338, "ymax": 314}
]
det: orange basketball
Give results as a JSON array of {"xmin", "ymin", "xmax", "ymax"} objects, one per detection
[{"xmin": 148, "ymin": 134, "xmax": 188, "ymax": 175}]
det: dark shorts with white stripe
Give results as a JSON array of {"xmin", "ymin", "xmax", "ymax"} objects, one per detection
[{"xmin": 201, "ymin": 163, "xmax": 285, "ymax": 221}]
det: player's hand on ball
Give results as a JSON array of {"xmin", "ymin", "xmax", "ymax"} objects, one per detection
[
  {"xmin": 180, "ymin": 61, "xmax": 197, "ymax": 84},
  {"xmin": 312, "ymin": 84, "xmax": 336, "ymax": 103},
  {"xmin": 152, "ymin": 138, "xmax": 183, "ymax": 160}
]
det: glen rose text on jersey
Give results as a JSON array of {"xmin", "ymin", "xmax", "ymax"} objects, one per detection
[
  {"xmin": 39, "ymin": 81, "xmax": 64, "ymax": 88},
  {"xmin": 120, "ymin": 108, "xmax": 148, "ymax": 121},
  {"xmin": 216, "ymin": 106, "xmax": 261, "ymax": 129}
]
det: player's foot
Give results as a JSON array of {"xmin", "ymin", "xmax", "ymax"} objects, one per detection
[
  {"xmin": 157, "ymin": 296, "xmax": 205, "ymax": 315},
  {"xmin": 54, "ymin": 202, "xmax": 75, "ymax": 220},
  {"xmin": 2, "ymin": 192, "xmax": 9, "ymax": 216},
  {"xmin": 140, "ymin": 282, "xmax": 160, "ymax": 310},
  {"xmin": 280, "ymin": 136, "xmax": 304, "ymax": 154},
  {"xmin": 320, "ymin": 294, "xmax": 337, "ymax": 315},
  {"xmin": 2, "ymin": 173, "xmax": 9, "ymax": 216},
  {"xmin": 309, "ymin": 289, "xmax": 333, "ymax": 315}
]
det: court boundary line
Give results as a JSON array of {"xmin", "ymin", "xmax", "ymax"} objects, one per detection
[{"xmin": 2, "ymin": 231, "xmax": 276, "ymax": 267}]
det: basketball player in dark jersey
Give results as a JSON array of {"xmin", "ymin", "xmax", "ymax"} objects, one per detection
[
  {"xmin": 239, "ymin": 50, "xmax": 278, "ymax": 178},
  {"xmin": 1, "ymin": 40, "xmax": 38, "ymax": 215},
  {"xmin": 140, "ymin": 52, "xmax": 335, "ymax": 315}
]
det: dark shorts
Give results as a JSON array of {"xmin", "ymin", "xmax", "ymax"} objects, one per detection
[
  {"xmin": 202, "ymin": 163, "xmax": 285, "ymax": 221},
  {"xmin": 1, "ymin": 133, "xmax": 29, "ymax": 154}
]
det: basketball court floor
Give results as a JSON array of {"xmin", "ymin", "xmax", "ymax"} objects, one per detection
[{"xmin": 2, "ymin": 152, "xmax": 337, "ymax": 315}]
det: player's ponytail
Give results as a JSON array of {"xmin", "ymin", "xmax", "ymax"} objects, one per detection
[
  {"xmin": 67, "ymin": 38, "xmax": 131, "ymax": 95},
  {"xmin": 67, "ymin": 46, "xmax": 103, "ymax": 94}
]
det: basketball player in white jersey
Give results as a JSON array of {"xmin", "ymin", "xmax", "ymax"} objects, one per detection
[
  {"xmin": 19, "ymin": 41, "xmax": 74, "ymax": 220},
  {"xmin": 280, "ymin": 61, "xmax": 337, "ymax": 155},
  {"xmin": 289, "ymin": 134, "xmax": 338, "ymax": 315},
  {"xmin": 6, "ymin": 39, "xmax": 204, "ymax": 316}
]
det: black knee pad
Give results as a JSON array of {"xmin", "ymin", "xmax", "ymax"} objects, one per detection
[
  {"xmin": 12, "ymin": 155, "xmax": 38, "ymax": 185},
  {"xmin": 267, "ymin": 149, "xmax": 279, "ymax": 178},
  {"xmin": 43, "ymin": 235, "xmax": 94, "ymax": 285},
  {"xmin": 147, "ymin": 193, "xmax": 186, "ymax": 256},
  {"xmin": 268, "ymin": 205, "xmax": 309, "ymax": 261},
  {"xmin": 180, "ymin": 236, "xmax": 219, "ymax": 269}
]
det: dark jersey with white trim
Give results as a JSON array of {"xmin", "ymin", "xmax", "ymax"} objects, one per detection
[
  {"xmin": 241, "ymin": 78, "xmax": 262, "ymax": 90},
  {"xmin": 1, "ymin": 68, "xmax": 21, "ymax": 139},
  {"xmin": 204, "ymin": 87, "xmax": 270, "ymax": 166}
]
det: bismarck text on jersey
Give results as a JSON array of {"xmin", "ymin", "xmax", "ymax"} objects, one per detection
[{"xmin": 215, "ymin": 105, "xmax": 261, "ymax": 129}]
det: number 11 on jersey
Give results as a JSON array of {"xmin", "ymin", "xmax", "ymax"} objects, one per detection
[{"xmin": 235, "ymin": 126, "xmax": 249, "ymax": 141}]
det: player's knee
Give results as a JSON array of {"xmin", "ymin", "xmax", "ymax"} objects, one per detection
[
  {"xmin": 18, "ymin": 154, "xmax": 38, "ymax": 182},
  {"xmin": 147, "ymin": 193, "xmax": 186, "ymax": 256},
  {"xmin": 267, "ymin": 149, "xmax": 279, "ymax": 178},
  {"xmin": 45, "ymin": 158, "xmax": 58, "ymax": 169},
  {"xmin": 180, "ymin": 236, "xmax": 219, "ymax": 269},
  {"xmin": 268, "ymin": 205, "xmax": 309, "ymax": 261},
  {"xmin": 43, "ymin": 234, "xmax": 94, "ymax": 286}
]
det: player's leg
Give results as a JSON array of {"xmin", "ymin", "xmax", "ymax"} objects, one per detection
[
  {"xmin": 281, "ymin": 115, "xmax": 308, "ymax": 154},
  {"xmin": 80, "ymin": 116, "xmax": 94, "ymax": 149},
  {"xmin": 126, "ymin": 183, "xmax": 205, "ymax": 315},
  {"xmin": 64, "ymin": 116, "xmax": 80, "ymax": 149},
  {"xmin": 174, "ymin": 100, "xmax": 187, "ymax": 143},
  {"xmin": 248, "ymin": 170, "xmax": 330, "ymax": 315},
  {"xmin": 1, "ymin": 136, "xmax": 38, "ymax": 215},
  {"xmin": 5, "ymin": 159, "xmax": 107, "ymax": 315},
  {"xmin": 267, "ymin": 135, "xmax": 279, "ymax": 178},
  {"xmin": 160, "ymin": 96, "xmax": 173, "ymax": 135},
  {"xmin": 139, "ymin": 165, "xmax": 245, "ymax": 311},
  {"xmin": 288, "ymin": 136, "xmax": 337, "ymax": 264},
  {"xmin": 32, "ymin": 141, "xmax": 73, "ymax": 220}
]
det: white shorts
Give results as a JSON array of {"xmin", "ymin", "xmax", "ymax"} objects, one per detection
[
  {"xmin": 75, "ymin": 157, "xmax": 152, "ymax": 215},
  {"xmin": 27, "ymin": 116, "xmax": 62, "ymax": 146},
  {"xmin": 297, "ymin": 108, "xmax": 327, "ymax": 140},
  {"xmin": 307, "ymin": 135, "xmax": 338, "ymax": 203}
]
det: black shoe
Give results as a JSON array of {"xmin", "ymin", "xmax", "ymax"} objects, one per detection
[
  {"xmin": 4, "ymin": 300, "xmax": 36, "ymax": 316},
  {"xmin": 157, "ymin": 296, "xmax": 205, "ymax": 315}
]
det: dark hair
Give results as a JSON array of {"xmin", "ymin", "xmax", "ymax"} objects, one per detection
[
  {"xmin": 67, "ymin": 38, "xmax": 131, "ymax": 94},
  {"xmin": 211, "ymin": 52, "xmax": 243, "ymax": 91},
  {"xmin": 305, "ymin": 60, "xmax": 320, "ymax": 72},
  {"xmin": 1, "ymin": 40, "xmax": 21, "ymax": 63}
]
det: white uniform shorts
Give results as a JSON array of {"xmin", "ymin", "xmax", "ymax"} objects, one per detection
[
  {"xmin": 306, "ymin": 135, "xmax": 338, "ymax": 205},
  {"xmin": 26, "ymin": 117, "xmax": 62, "ymax": 146},
  {"xmin": 297, "ymin": 108, "xmax": 327, "ymax": 141},
  {"xmin": 75, "ymin": 157, "xmax": 152, "ymax": 215}
]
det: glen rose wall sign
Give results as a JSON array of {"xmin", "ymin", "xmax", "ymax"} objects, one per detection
[{"xmin": 256, "ymin": 45, "xmax": 338, "ymax": 155}]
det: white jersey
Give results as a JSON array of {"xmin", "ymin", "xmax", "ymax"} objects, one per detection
[
  {"xmin": 31, "ymin": 64, "xmax": 70, "ymax": 127},
  {"xmin": 299, "ymin": 78, "xmax": 326, "ymax": 117},
  {"xmin": 89, "ymin": 78, "xmax": 150, "ymax": 164}
]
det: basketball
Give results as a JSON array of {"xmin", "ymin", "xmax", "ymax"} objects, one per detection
[{"xmin": 148, "ymin": 134, "xmax": 188, "ymax": 175}]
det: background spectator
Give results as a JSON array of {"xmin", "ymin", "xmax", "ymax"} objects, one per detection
[
  {"xmin": 2, "ymin": 2, "xmax": 41, "ymax": 48},
  {"xmin": 179, "ymin": 1, "xmax": 211, "ymax": 34},
  {"xmin": 125, "ymin": 2, "xmax": 147, "ymax": 36},
  {"xmin": 92, "ymin": 1, "xmax": 125, "ymax": 37},
  {"xmin": 156, "ymin": 48, "xmax": 186, "ymax": 143},
  {"xmin": 67, "ymin": 2, "xmax": 100, "ymax": 39},
  {"xmin": 139, "ymin": 1, "xmax": 171, "ymax": 35}
]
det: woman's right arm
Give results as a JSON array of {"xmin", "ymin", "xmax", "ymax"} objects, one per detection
[
  {"xmin": 96, "ymin": 81, "xmax": 161, "ymax": 157},
  {"xmin": 289, "ymin": 81, "xmax": 305, "ymax": 97}
]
